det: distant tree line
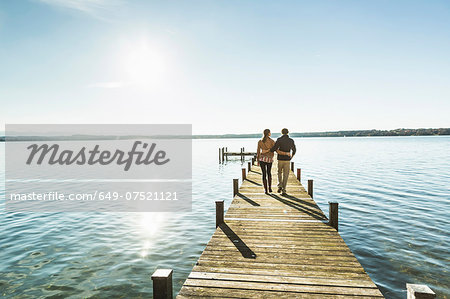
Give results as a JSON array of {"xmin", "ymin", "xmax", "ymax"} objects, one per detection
[
  {"xmin": 191, "ymin": 128, "xmax": 450, "ymax": 139},
  {"xmin": 0, "ymin": 128, "xmax": 449, "ymax": 141},
  {"xmin": 289, "ymin": 128, "xmax": 450, "ymax": 138}
]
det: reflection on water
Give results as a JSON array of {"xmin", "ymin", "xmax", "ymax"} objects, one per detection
[{"xmin": 1, "ymin": 136, "xmax": 449, "ymax": 298}]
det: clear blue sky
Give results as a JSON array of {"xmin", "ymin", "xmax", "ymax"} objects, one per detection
[{"xmin": 1, "ymin": 0, "xmax": 449, "ymax": 134}]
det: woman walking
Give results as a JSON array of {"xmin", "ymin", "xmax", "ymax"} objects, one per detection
[{"xmin": 257, "ymin": 129, "xmax": 275, "ymax": 194}]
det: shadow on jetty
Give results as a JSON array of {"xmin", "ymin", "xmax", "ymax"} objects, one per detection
[
  {"xmin": 219, "ymin": 223, "xmax": 257, "ymax": 259},
  {"xmin": 236, "ymin": 193, "xmax": 260, "ymax": 206},
  {"xmin": 246, "ymin": 178, "xmax": 262, "ymax": 186},
  {"xmin": 269, "ymin": 194, "xmax": 327, "ymax": 220}
]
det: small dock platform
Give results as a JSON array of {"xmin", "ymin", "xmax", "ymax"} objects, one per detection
[
  {"xmin": 177, "ymin": 162, "xmax": 384, "ymax": 298},
  {"xmin": 219, "ymin": 147, "xmax": 256, "ymax": 163}
]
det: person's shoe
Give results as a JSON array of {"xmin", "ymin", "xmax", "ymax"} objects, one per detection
[
  {"xmin": 265, "ymin": 191, "xmax": 269, "ymax": 195},
  {"xmin": 277, "ymin": 187, "xmax": 282, "ymax": 193},
  {"xmin": 281, "ymin": 191, "xmax": 287, "ymax": 196},
  {"xmin": 269, "ymin": 187, "xmax": 273, "ymax": 193}
]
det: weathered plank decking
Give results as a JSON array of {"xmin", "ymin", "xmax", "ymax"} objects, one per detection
[{"xmin": 177, "ymin": 163, "xmax": 384, "ymax": 298}]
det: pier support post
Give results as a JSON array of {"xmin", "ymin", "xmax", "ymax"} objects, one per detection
[
  {"xmin": 297, "ymin": 168, "xmax": 301, "ymax": 182},
  {"xmin": 248, "ymin": 162, "xmax": 251, "ymax": 172},
  {"xmin": 291, "ymin": 162, "xmax": 294, "ymax": 172},
  {"xmin": 233, "ymin": 179, "xmax": 239, "ymax": 197},
  {"xmin": 216, "ymin": 200, "xmax": 224, "ymax": 228},
  {"xmin": 406, "ymin": 284, "xmax": 436, "ymax": 299},
  {"xmin": 242, "ymin": 168, "xmax": 246, "ymax": 181},
  {"xmin": 308, "ymin": 179, "xmax": 313, "ymax": 198},
  {"xmin": 222, "ymin": 147, "xmax": 225, "ymax": 162},
  {"xmin": 219, "ymin": 148, "xmax": 221, "ymax": 163},
  {"xmin": 151, "ymin": 269, "xmax": 173, "ymax": 299},
  {"xmin": 328, "ymin": 201, "xmax": 339, "ymax": 231}
]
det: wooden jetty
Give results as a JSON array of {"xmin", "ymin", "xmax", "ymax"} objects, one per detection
[{"xmin": 176, "ymin": 161, "xmax": 385, "ymax": 298}]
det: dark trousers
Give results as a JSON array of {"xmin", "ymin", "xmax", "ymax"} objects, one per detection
[{"xmin": 260, "ymin": 161, "xmax": 272, "ymax": 192}]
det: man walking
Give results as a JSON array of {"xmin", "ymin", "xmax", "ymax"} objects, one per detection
[{"xmin": 271, "ymin": 128, "xmax": 296, "ymax": 195}]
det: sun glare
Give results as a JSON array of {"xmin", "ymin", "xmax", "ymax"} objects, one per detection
[
  {"xmin": 140, "ymin": 212, "xmax": 166, "ymax": 235},
  {"xmin": 120, "ymin": 39, "xmax": 167, "ymax": 87},
  {"xmin": 138, "ymin": 213, "xmax": 166, "ymax": 258}
]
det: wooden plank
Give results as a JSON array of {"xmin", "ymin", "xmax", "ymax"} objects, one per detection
[
  {"xmin": 178, "ymin": 286, "xmax": 382, "ymax": 298},
  {"xmin": 177, "ymin": 160, "xmax": 384, "ymax": 298},
  {"xmin": 198, "ymin": 256, "xmax": 364, "ymax": 268},
  {"xmin": 192, "ymin": 265, "xmax": 373, "ymax": 279},
  {"xmin": 183, "ymin": 278, "xmax": 383, "ymax": 296},
  {"xmin": 188, "ymin": 272, "xmax": 376, "ymax": 288},
  {"xmin": 201, "ymin": 250, "xmax": 359, "ymax": 261},
  {"xmin": 224, "ymin": 152, "xmax": 257, "ymax": 156}
]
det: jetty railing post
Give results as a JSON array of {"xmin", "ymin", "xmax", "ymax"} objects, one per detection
[
  {"xmin": 328, "ymin": 201, "xmax": 339, "ymax": 231},
  {"xmin": 248, "ymin": 162, "xmax": 251, "ymax": 172},
  {"xmin": 219, "ymin": 148, "xmax": 221, "ymax": 163},
  {"xmin": 216, "ymin": 200, "xmax": 224, "ymax": 228},
  {"xmin": 297, "ymin": 168, "xmax": 301, "ymax": 182},
  {"xmin": 406, "ymin": 283, "xmax": 436, "ymax": 299},
  {"xmin": 151, "ymin": 269, "xmax": 173, "ymax": 299},
  {"xmin": 291, "ymin": 162, "xmax": 294, "ymax": 172},
  {"xmin": 308, "ymin": 179, "xmax": 313, "ymax": 198},
  {"xmin": 233, "ymin": 179, "xmax": 239, "ymax": 196},
  {"xmin": 222, "ymin": 147, "xmax": 225, "ymax": 162},
  {"xmin": 242, "ymin": 168, "xmax": 246, "ymax": 181}
]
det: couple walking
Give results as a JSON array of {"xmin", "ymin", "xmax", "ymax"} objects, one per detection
[{"xmin": 256, "ymin": 128, "xmax": 296, "ymax": 195}]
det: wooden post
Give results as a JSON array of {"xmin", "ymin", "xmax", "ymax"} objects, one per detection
[
  {"xmin": 297, "ymin": 168, "xmax": 301, "ymax": 182},
  {"xmin": 233, "ymin": 179, "xmax": 239, "ymax": 196},
  {"xmin": 251, "ymin": 157, "xmax": 254, "ymax": 165},
  {"xmin": 241, "ymin": 148, "xmax": 243, "ymax": 161},
  {"xmin": 308, "ymin": 179, "xmax": 313, "ymax": 198},
  {"xmin": 216, "ymin": 200, "xmax": 224, "ymax": 228},
  {"xmin": 151, "ymin": 269, "xmax": 173, "ymax": 299},
  {"xmin": 219, "ymin": 148, "xmax": 221, "ymax": 163},
  {"xmin": 406, "ymin": 284, "xmax": 436, "ymax": 299},
  {"xmin": 248, "ymin": 161, "xmax": 251, "ymax": 172},
  {"xmin": 291, "ymin": 161, "xmax": 294, "ymax": 172},
  {"xmin": 222, "ymin": 147, "xmax": 225, "ymax": 162},
  {"xmin": 329, "ymin": 201, "xmax": 339, "ymax": 231},
  {"xmin": 242, "ymin": 168, "xmax": 246, "ymax": 181}
]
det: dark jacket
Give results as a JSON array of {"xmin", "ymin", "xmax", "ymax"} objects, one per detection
[{"xmin": 270, "ymin": 135, "xmax": 296, "ymax": 161}]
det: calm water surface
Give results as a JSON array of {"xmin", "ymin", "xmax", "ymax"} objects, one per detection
[{"xmin": 1, "ymin": 136, "xmax": 449, "ymax": 298}]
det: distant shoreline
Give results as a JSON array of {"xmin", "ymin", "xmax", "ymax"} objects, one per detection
[
  {"xmin": 0, "ymin": 128, "xmax": 449, "ymax": 142},
  {"xmin": 192, "ymin": 128, "xmax": 450, "ymax": 139}
]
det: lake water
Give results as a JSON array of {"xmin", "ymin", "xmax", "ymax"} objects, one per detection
[{"xmin": 1, "ymin": 136, "xmax": 449, "ymax": 298}]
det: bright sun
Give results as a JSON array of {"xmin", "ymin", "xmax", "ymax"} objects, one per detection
[{"xmin": 121, "ymin": 38, "xmax": 167, "ymax": 87}]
